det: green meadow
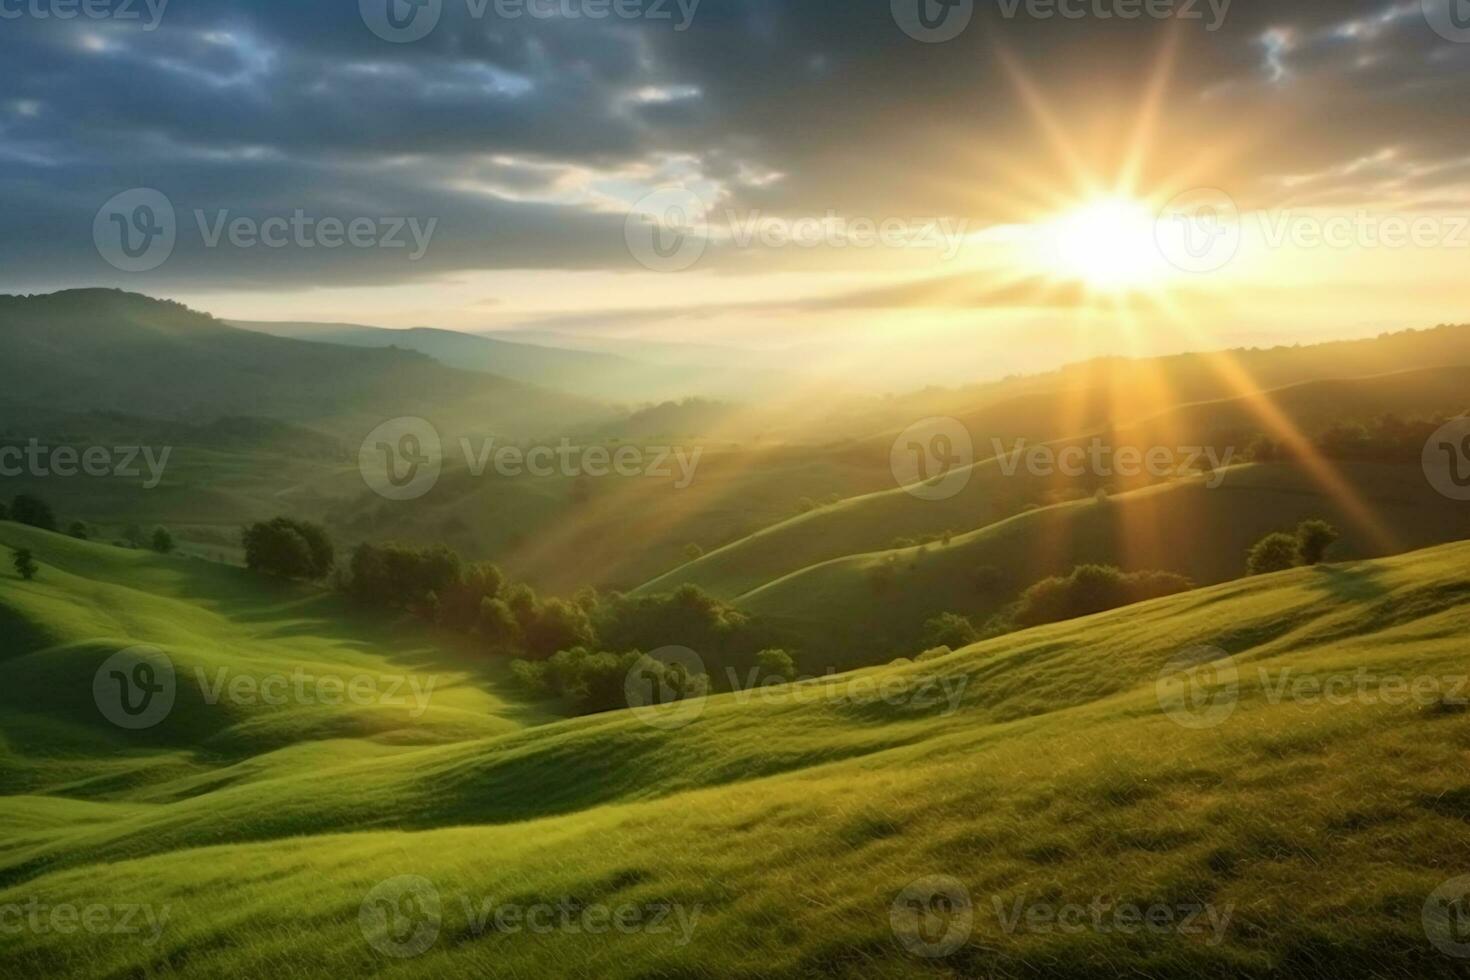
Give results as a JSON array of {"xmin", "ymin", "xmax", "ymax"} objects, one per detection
[{"xmin": 4, "ymin": 520, "xmax": 1470, "ymax": 977}]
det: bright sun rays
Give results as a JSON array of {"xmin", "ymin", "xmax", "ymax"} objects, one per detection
[{"xmin": 1046, "ymin": 195, "xmax": 1170, "ymax": 292}]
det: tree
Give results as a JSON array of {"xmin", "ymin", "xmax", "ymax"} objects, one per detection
[
  {"xmin": 1296, "ymin": 520, "xmax": 1339, "ymax": 566},
  {"xmin": 1247, "ymin": 532, "xmax": 1300, "ymax": 576},
  {"xmin": 922, "ymin": 612, "xmax": 979, "ymax": 650},
  {"xmin": 479, "ymin": 597, "xmax": 521, "ymax": 650},
  {"xmin": 242, "ymin": 518, "xmax": 335, "ymax": 580},
  {"xmin": 151, "ymin": 527, "xmax": 175, "ymax": 554},
  {"xmin": 10, "ymin": 494, "xmax": 56, "ymax": 531},
  {"xmin": 12, "ymin": 548, "xmax": 37, "ymax": 581},
  {"xmin": 756, "ymin": 648, "xmax": 798, "ymax": 683},
  {"xmin": 68, "ymin": 521, "xmax": 90, "ymax": 540},
  {"xmin": 523, "ymin": 597, "xmax": 597, "ymax": 659}
]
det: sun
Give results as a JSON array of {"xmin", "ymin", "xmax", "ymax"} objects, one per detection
[{"xmin": 1046, "ymin": 195, "xmax": 1169, "ymax": 292}]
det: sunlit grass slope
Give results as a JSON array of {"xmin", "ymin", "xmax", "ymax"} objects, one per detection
[
  {"xmin": 735, "ymin": 460, "xmax": 1469, "ymax": 666},
  {"xmin": 3, "ymin": 523, "xmax": 1470, "ymax": 977},
  {"xmin": 639, "ymin": 367, "xmax": 1470, "ymax": 601}
]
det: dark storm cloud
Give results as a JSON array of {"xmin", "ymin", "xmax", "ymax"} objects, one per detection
[{"xmin": 2, "ymin": 0, "xmax": 1467, "ymax": 291}]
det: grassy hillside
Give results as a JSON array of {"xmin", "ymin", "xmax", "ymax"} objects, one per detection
[
  {"xmin": 3, "ymin": 525, "xmax": 1470, "ymax": 976},
  {"xmin": 734, "ymin": 460, "xmax": 1470, "ymax": 667},
  {"xmin": 641, "ymin": 366, "xmax": 1470, "ymax": 601}
]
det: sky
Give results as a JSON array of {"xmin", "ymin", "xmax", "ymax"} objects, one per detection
[{"xmin": 3, "ymin": 0, "xmax": 1470, "ymax": 385}]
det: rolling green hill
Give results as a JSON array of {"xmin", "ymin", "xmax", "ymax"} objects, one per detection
[
  {"xmin": 3, "ymin": 523, "xmax": 1470, "ymax": 976},
  {"xmin": 639, "ymin": 366, "xmax": 1470, "ymax": 602},
  {"xmin": 734, "ymin": 460, "xmax": 1470, "ymax": 667}
]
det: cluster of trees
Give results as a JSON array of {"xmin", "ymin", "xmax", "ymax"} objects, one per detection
[
  {"xmin": 1247, "ymin": 520, "xmax": 1339, "ymax": 575},
  {"xmin": 0, "ymin": 495, "xmax": 175, "ymax": 566},
  {"xmin": 1010, "ymin": 565, "xmax": 1194, "ymax": 629},
  {"xmin": 3, "ymin": 494, "xmax": 56, "ymax": 531},
  {"xmin": 1248, "ymin": 415, "xmax": 1452, "ymax": 463},
  {"xmin": 512, "ymin": 648, "xmax": 710, "ymax": 716},
  {"xmin": 242, "ymin": 518, "xmax": 335, "ymax": 580}
]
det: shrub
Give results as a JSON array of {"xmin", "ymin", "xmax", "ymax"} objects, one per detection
[
  {"xmin": 1246, "ymin": 532, "xmax": 1300, "ymax": 575},
  {"xmin": 67, "ymin": 521, "xmax": 90, "ymax": 540},
  {"xmin": 915, "ymin": 646, "xmax": 952, "ymax": 663},
  {"xmin": 1296, "ymin": 519, "xmax": 1339, "ymax": 566},
  {"xmin": 922, "ymin": 613, "xmax": 978, "ymax": 650},
  {"xmin": 756, "ymin": 648, "xmax": 798, "ymax": 683},
  {"xmin": 151, "ymin": 527, "xmax": 175, "ymax": 554},
  {"xmin": 11, "ymin": 548, "xmax": 37, "ymax": 581}
]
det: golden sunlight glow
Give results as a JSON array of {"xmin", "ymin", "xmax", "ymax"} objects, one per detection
[{"xmin": 1047, "ymin": 196, "xmax": 1168, "ymax": 291}]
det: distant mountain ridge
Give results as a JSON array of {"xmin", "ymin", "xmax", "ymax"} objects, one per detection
[{"xmin": 0, "ymin": 290, "xmax": 607, "ymax": 441}]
